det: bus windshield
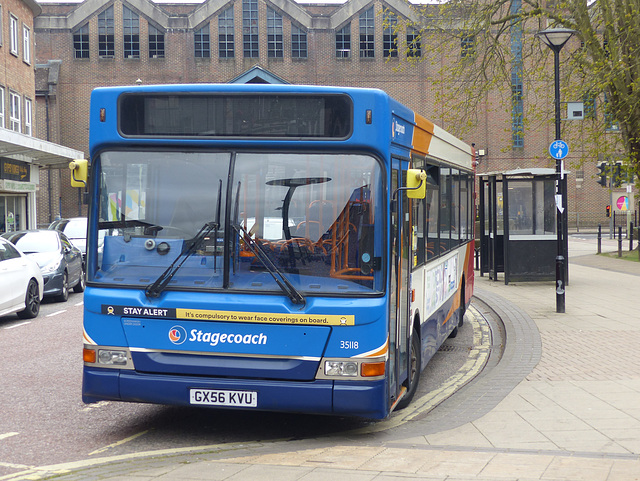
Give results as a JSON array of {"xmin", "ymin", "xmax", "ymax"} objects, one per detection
[{"xmin": 91, "ymin": 150, "xmax": 383, "ymax": 295}]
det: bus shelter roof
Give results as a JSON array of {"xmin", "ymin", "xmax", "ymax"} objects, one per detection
[
  {"xmin": 0, "ymin": 130, "xmax": 84, "ymax": 168},
  {"xmin": 479, "ymin": 168, "xmax": 561, "ymax": 179}
]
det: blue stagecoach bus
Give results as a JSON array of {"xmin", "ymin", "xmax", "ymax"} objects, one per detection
[{"xmin": 75, "ymin": 84, "xmax": 475, "ymax": 419}]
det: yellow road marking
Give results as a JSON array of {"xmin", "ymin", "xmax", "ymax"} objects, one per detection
[{"xmin": 89, "ymin": 430, "xmax": 149, "ymax": 456}]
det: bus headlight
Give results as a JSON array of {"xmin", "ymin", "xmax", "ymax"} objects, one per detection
[
  {"xmin": 324, "ymin": 361, "xmax": 358, "ymax": 377},
  {"xmin": 98, "ymin": 349, "xmax": 128, "ymax": 366}
]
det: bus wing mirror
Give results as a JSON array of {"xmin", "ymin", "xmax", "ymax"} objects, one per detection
[
  {"xmin": 406, "ymin": 169, "xmax": 426, "ymax": 199},
  {"xmin": 69, "ymin": 159, "xmax": 88, "ymax": 188}
]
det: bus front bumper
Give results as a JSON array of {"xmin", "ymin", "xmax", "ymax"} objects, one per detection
[{"xmin": 82, "ymin": 367, "xmax": 388, "ymax": 419}]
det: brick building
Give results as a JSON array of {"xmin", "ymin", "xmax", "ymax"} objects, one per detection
[
  {"xmin": 33, "ymin": 0, "xmax": 634, "ymax": 229},
  {"xmin": 0, "ymin": 0, "xmax": 82, "ymax": 233}
]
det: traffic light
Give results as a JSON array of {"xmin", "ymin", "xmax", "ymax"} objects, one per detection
[
  {"xmin": 606, "ymin": 205, "xmax": 611, "ymax": 217},
  {"xmin": 596, "ymin": 162, "xmax": 607, "ymax": 187},
  {"xmin": 613, "ymin": 162, "xmax": 623, "ymax": 188}
]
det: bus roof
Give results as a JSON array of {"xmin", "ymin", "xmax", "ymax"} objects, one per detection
[{"xmin": 89, "ymin": 84, "xmax": 472, "ymax": 170}]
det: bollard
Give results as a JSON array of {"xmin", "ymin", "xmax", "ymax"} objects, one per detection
[
  {"xmin": 618, "ymin": 226, "xmax": 623, "ymax": 257},
  {"xmin": 597, "ymin": 224, "xmax": 602, "ymax": 254}
]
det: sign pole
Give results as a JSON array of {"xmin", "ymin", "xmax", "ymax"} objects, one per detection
[{"xmin": 549, "ymin": 139, "xmax": 568, "ymax": 314}]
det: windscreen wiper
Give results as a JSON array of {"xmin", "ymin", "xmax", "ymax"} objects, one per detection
[
  {"xmin": 231, "ymin": 222, "xmax": 306, "ymax": 307},
  {"xmin": 145, "ymin": 221, "xmax": 218, "ymax": 298},
  {"xmin": 145, "ymin": 180, "xmax": 223, "ymax": 298}
]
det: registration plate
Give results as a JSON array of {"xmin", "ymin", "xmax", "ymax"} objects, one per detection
[{"xmin": 189, "ymin": 389, "xmax": 258, "ymax": 407}]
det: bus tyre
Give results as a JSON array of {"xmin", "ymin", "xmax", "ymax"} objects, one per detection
[
  {"xmin": 458, "ymin": 282, "xmax": 466, "ymax": 328},
  {"xmin": 397, "ymin": 328, "xmax": 421, "ymax": 410},
  {"xmin": 448, "ymin": 326, "xmax": 459, "ymax": 339}
]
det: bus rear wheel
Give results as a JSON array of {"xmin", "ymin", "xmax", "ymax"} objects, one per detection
[{"xmin": 397, "ymin": 328, "xmax": 421, "ymax": 410}]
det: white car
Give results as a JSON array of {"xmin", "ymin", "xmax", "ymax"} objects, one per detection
[{"xmin": 0, "ymin": 237, "xmax": 44, "ymax": 319}]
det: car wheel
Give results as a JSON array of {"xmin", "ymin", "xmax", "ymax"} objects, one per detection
[
  {"xmin": 17, "ymin": 279, "xmax": 41, "ymax": 319},
  {"xmin": 57, "ymin": 271, "xmax": 70, "ymax": 302},
  {"xmin": 73, "ymin": 270, "xmax": 86, "ymax": 293}
]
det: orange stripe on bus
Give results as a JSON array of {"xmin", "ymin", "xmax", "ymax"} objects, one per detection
[{"xmin": 412, "ymin": 114, "xmax": 435, "ymax": 155}]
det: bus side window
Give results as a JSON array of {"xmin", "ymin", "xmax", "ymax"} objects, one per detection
[
  {"xmin": 426, "ymin": 164, "xmax": 439, "ymax": 260},
  {"xmin": 413, "ymin": 197, "xmax": 425, "ymax": 267}
]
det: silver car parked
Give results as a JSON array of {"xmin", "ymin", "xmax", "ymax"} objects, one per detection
[{"xmin": 1, "ymin": 230, "xmax": 85, "ymax": 303}]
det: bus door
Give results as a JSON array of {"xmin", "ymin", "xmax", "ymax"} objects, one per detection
[{"xmin": 389, "ymin": 160, "xmax": 412, "ymax": 406}]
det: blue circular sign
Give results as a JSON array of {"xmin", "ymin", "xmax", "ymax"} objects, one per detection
[{"xmin": 549, "ymin": 140, "xmax": 569, "ymax": 159}]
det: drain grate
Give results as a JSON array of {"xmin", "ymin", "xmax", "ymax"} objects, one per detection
[{"xmin": 438, "ymin": 345, "xmax": 472, "ymax": 353}]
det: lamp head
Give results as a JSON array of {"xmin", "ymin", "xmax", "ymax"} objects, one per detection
[{"xmin": 537, "ymin": 27, "xmax": 576, "ymax": 52}]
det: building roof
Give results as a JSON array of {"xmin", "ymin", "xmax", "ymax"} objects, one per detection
[{"xmin": 24, "ymin": 0, "xmax": 41, "ymax": 16}]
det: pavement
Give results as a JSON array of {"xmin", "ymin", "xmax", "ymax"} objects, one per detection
[{"xmin": 8, "ymin": 235, "xmax": 640, "ymax": 481}]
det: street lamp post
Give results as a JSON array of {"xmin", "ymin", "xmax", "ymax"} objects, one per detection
[{"xmin": 537, "ymin": 27, "xmax": 575, "ymax": 314}]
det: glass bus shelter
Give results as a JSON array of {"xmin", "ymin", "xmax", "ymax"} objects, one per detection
[{"xmin": 479, "ymin": 168, "xmax": 562, "ymax": 284}]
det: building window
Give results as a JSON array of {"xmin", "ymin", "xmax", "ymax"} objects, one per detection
[
  {"xmin": 9, "ymin": 92, "xmax": 21, "ymax": 133},
  {"xmin": 23, "ymin": 25, "xmax": 30, "ymax": 64},
  {"xmin": 407, "ymin": 27, "xmax": 421, "ymax": 57},
  {"xmin": 24, "ymin": 98, "xmax": 32, "ymax": 136},
  {"xmin": 218, "ymin": 7, "xmax": 234, "ymax": 58},
  {"xmin": 123, "ymin": 6, "xmax": 140, "ymax": 59},
  {"xmin": 604, "ymin": 92, "xmax": 620, "ymax": 131},
  {"xmin": 461, "ymin": 35, "xmax": 476, "ymax": 58},
  {"xmin": 510, "ymin": 0, "xmax": 523, "ymax": 148},
  {"xmin": 359, "ymin": 7, "xmax": 375, "ymax": 58},
  {"xmin": 583, "ymin": 92, "xmax": 596, "ymax": 120},
  {"xmin": 149, "ymin": 25, "xmax": 165, "ymax": 58},
  {"xmin": 267, "ymin": 8, "xmax": 283, "ymax": 58},
  {"xmin": 336, "ymin": 23, "xmax": 351, "ymax": 58},
  {"xmin": 98, "ymin": 6, "xmax": 115, "ymax": 58},
  {"xmin": 195, "ymin": 24, "xmax": 211, "ymax": 58},
  {"xmin": 292, "ymin": 25, "xmax": 307, "ymax": 59},
  {"xmin": 10, "ymin": 14, "xmax": 18, "ymax": 56},
  {"xmin": 243, "ymin": 0, "xmax": 259, "ymax": 58},
  {"xmin": 383, "ymin": 12, "xmax": 397, "ymax": 58},
  {"xmin": 0, "ymin": 87, "xmax": 5, "ymax": 128},
  {"xmin": 74, "ymin": 24, "xmax": 90, "ymax": 59},
  {"xmin": 511, "ymin": 70, "xmax": 524, "ymax": 148}
]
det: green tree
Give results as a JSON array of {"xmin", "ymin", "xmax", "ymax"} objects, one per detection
[{"xmin": 405, "ymin": 0, "xmax": 640, "ymax": 177}]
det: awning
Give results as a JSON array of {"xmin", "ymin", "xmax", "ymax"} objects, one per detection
[{"xmin": 0, "ymin": 129, "xmax": 84, "ymax": 168}]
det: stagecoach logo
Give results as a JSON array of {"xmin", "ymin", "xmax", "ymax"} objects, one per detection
[
  {"xmin": 169, "ymin": 325, "xmax": 188, "ymax": 345},
  {"xmin": 392, "ymin": 119, "xmax": 406, "ymax": 138}
]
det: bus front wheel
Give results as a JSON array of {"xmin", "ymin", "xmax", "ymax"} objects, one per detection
[{"xmin": 396, "ymin": 328, "xmax": 421, "ymax": 410}]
